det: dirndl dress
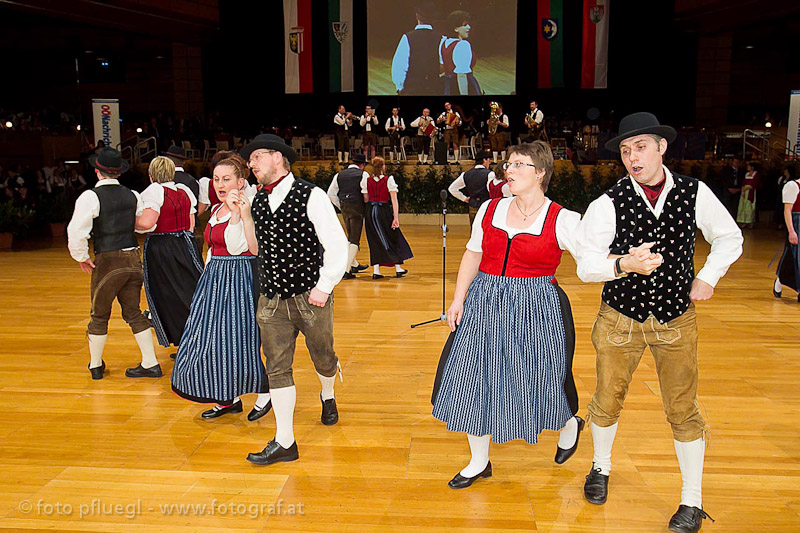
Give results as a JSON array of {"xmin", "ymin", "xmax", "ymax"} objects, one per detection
[
  {"xmin": 364, "ymin": 175, "xmax": 413, "ymax": 266},
  {"xmin": 776, "ymin": 211, "xmax": 800, "ymax": 293},
  {"xmin": 432, "ymin": 199, "xmax": 578, "ymax": 444},
  {"xmin": 171, "ymin": 204, "xmax": 268, "ymax": 404},
  {"xmin": 141, "ymin": 182, "xmax": 203, "ymax": 347}
]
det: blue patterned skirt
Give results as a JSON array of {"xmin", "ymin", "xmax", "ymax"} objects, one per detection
[
  {"xmin": 171, "ymin": 255, "xmax": 268, "ymax": 404},
  {"xmin": 432, "ymin": 272, "xmax": 576, "ymax": 444}
]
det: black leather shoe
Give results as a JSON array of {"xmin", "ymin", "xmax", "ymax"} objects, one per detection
[
  {"xmin": 246, "ymin": 439, "xmax": 299, "ymax": 465},
  {"xmin": 202, "ymin": 400, "xmax": 243, "ymax": 419},
  {"xmin": 584, "ymin": 466, "xmax": 609, "ymax": 504},
  {"xmin": 343, "ymin": 271, "xmax": 356, "ymax": 280},
  {"xmin": 448, "ymin": 461, "xmax": 492, "ymax": 489},
  {"xmin": 88, "ymin": 360, "xmax": 106, "ymax": 380},
  {"xmin": 668, "ymin": 505, "xmax": 714, "ymax": 532},
  {"xmin": 352, "ymin": 264, "xmax": 369, "ymax": 273},
  {"xmin": 395, "ymin": 269, "xmax": 408, "ymax": 278},
  {"xmin": 554, "ymin": 416, "xmax": 585, "ymax": 464},
  {"xmin": 247, "ymin": 400, "xmax": 273, "ymax": 421},
  {"xmin": 321, "ymin": 394, "xmax": 339, "ymax": 425},
  {"xmin": 372, "ymin": 274, "xmax": 384, "ymax": 280},
  {"xmin": 125, "ymin": 363, "xmax": 162, "ymax": 378},
  {"xmin": 773, "ymin": 286, "xmax": 782, "ymax": 298}
]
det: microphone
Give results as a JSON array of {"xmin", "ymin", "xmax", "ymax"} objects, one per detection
[{"xmin": 440, "ymin": 189, "xmax": 448, "ymax": 202}]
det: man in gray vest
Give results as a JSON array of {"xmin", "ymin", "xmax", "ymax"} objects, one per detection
[
  {"xmin": 327, "ymin": 153, "xmax": 370, "ymax": 278},
  {"xmin": 447, "ymin": 150, "xmax": 495, "ymax": 226},
  {"xmin": 66, "ymin": 147, "xmax": 159, "ymax": 380},
  {"xmin": 576, "ymin": 113, "xmax": 743, "ymax": 532}
]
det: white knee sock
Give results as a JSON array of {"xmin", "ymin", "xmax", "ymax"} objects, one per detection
[
  {"xmin": 395, "ymin": 264, "xmax": 405, "ymax": 272},
  {"xmin": 133, "ymin": 330, "xmax": 158, "ymax": 368},
  {"xmin": 558, "ymin": 416, "xmax": 579, "ymax": 449},
  {"xmin": 501, "ymin": 150, "xmax": 506, "ymax": 161},
  {"xmin": 337, "ymin": 151, "xmax": 342, "ymax": 163},
  {"xmin": 675, "ymin": 438, "xmax": 705, "ymax": 508},
  {"xmin": 591, "ymin": 421, "xmax": 618, "ymax": 476},
  {"xmin": 492, "ymin": 151, "xmax": 498, "ymax": 163},
  {"xmin": 271, "ymin": 386, "xmax": 296, "ymax": 448},
  {"xmin": 347, "ymin": 244, "xmax": 359, "ymax": 271},
  {"xmin": 373, "ymin": 265, "xmax": 381, "ymax": 275},
  {"xmin": 255, "ymin": 393, "xmax": 271, "ymax": 409},
  {"xmin": 460, "ymin": 434, "xmax": 490, "ymax": 477},
  {"xmin": 88, "ymin": 334, "xmax": 107, "ymax": 368},
  {"xmin": 317, "ymin": 371, "xmax": 335, "ymax": 401},
  {"xmin": 775, "ymin": 278, "xmax": 782, "ymax": 293}
]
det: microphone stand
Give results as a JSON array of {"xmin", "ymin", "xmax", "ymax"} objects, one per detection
[{"xmin": 411, "ymin": 190, "xmax": 449, "ymax": 328}]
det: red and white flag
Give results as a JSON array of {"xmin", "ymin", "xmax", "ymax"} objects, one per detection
[
  {"xmin": 284, "ymin": 0, "xmax": 313, "ymax": 94},
  {"xmin": 581, "ymin": 0, "xmax": 609, "ymax": 89}
]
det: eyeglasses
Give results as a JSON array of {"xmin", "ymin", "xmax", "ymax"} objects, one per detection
[
  {"xmin": 503, "ymin": 161, "xmax": 537, "ymax": 171},
  {"xmin": 248, "ymin": 150, "xmax": 276, "ymax": 166}
]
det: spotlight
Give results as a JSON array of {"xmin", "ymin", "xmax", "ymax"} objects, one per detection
[
  {"xmin": 76, "ymin": 124, "xmax": 81, "ymax": 131},
  {"xmin": 765, "ymin": 121, "xmax": 772, "ymax": 128},
  {"xmin": 4, "ymin": 121, "xmax": 11, "ymax": 128},
  {"xmin": 136, "ymin": 127, "xmax": 143, "ymax": 133}
]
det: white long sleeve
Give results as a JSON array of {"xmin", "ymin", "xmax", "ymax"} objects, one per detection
[
  {"xmin": 448, "ymin": 172, "xmax": 468, "ymax": 202},
  {"xmin": 327, "ymin": 175, "xmax": 341, "ymax": 209},
  {"xmin": 307, "ymin": 187, "xmax": 349, "ymax": 293}
]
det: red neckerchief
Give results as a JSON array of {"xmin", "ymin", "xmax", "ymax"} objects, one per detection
[
  {"xmin": 640, "ymin": 178, "xmax": 666, "ymax": 208},
  {"xmin": 263, "ymin": 174, "xmax": 289, "ymax": 195}
]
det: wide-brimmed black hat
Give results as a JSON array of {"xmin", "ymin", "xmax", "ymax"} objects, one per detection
[
  {"xmin": 604, "ymin": 112, "xmax": 677, "ymax": 153},
  {"xmin": 240, "ymin": 134, "xmax": 297, "ymax": 164},
  {"xmin": 350, "ymin": 153, "xmax": 367, "ymax": 164},
  {"xmin": 88, "ymin": 147, "xmax": 130, "ymax": 174},
  {"xmin": 475, "ymin": 150, "xmax": 491, "ymax": 161},
  {"xmin": 162, "ymin": 145, "xmax": 188, "ymax": 159}
]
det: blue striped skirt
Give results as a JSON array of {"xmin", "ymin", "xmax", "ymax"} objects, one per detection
[
  {"xmin": 171, "ymin": 255, "xmax": 268, "ymax": 404},
  {"xmin": 776, "ymin": 212, "xmax": 800, "ymax": 293},
  {"xmin": 432, "ymin": 272, "xmax": 573, "ymax": 444}
]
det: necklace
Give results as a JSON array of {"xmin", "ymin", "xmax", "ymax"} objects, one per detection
[{"xmin": 514, "ymin": 197, "xmax": 546, "ymax": 221}]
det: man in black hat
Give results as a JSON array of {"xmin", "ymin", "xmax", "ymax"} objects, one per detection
[
  {"xmin": 391, "ymin": 2, "xmax": 443, "ymax": 95},
  {"xmin": 575, "ymin": 112, "xmax": 743, "ymax": 532},
  {"xmin": 327, "ymin": 153, "xmax": 370, "ymax": 279},
  {"xmin": 66, "ymin": 147, "xmax": 159, "ymax": 380},
  {"xmin": 239, "ymin": 134, "xmax": 348, "ymax": 466},
  {"xmin": 447, "ymin": 150, "xmax": 495, "ymax": 226}
]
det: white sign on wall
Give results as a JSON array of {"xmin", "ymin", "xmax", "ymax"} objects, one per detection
[
  {"xmin": 92, "ymin": 98, "xmax": 121, "ymax": 149},
  {"xmin": 788, "ymin": 90, "xmax": 800, "ymax": 159}
]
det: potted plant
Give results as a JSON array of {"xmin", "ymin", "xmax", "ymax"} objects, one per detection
[
  {"xmin": 40, "ymin": 193, "xmax": 71, "ymax": 239},
  {"xmin": 0, "ymin": 202, "xmax": 14, "ymax": 249}
]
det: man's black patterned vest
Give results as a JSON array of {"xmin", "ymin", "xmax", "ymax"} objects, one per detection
[
  {"xmin": 602, "ymin": 173, "xmax": 699, "ymax": 323},
  {"xmin": 404, "ymin": 28, "xmax": 442, "ymax": 95},
  {"xmin": 337, "ymin": 167, "xmax": 363, "ymax": 204},
  {"xmin": 252, "ymin": 178, "xmax": 323, "ymax": 299},
  {"xmin": 463, "ymin": 167, "xmax": 491, "ymax": 207},
  {"xmin": 92, "ymin": 184, "xmax": 138, "ymax": 253}
]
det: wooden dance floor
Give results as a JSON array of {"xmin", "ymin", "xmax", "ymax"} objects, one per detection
[{"xmin": 0, "ymin": 224, "xmax": 798, "ymax": 531}]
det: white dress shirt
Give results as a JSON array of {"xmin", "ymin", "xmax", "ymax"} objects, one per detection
[
  {"xmin": 391, "ymin": 24, "xmax": 434, "ymax": 92},
  {"xmin": 385, "ymin": 116, "xmax": 406, "ymax": 132},
  {"xmin": 333, "ymin": 113, "xmax": 352, "ymax": 130},
  {"xmin": 576, "ymin": 166, "xmax": 744, "ymax": 287},
  {"xmin": 67, "ymin": 179, "xmax": 144, "ymax": 263},
  {"xmin": 262, "ymin": 173, "xmax": 348, "ymax": 294},
  {"xmin": 466, "ymin": 197, "xmax": 581, "ymax": 257},
  {"xmin": 448, "ymin": 165, "xmax": 497, "ymax": 203},
  {"xmin": 327, "ymin": 165, "xmax": 371, "ymax": 209},
  {"xmin": 438, "ymin": 111, "xmax": 462, "ymax": 129},
  {"xmin": 359, "ymin": 114, "xmax": 379, "ymax": 131}
]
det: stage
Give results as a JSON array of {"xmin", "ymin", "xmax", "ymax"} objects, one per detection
[{"xmin": 0, "ymin": 227, "xmax": 798, "ymax": 531}]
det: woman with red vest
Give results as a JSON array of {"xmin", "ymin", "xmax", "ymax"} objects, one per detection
[
  {"xmin": 432, "ymin": 141, "xmax": 584, "ymax": 489},
  {"xmin": 135, "ymin": 156, "xmax": 203, "ymax": 369},
  {"xmin": 172, "ymin": 154, "xmax": 271, "ymax": 420},
  {"xmin": 774, "ymin": 166, "xmax": 800, "ymax": 302},
  {"xmin": 362, "ymin": 156, "xmax": 413, "ymax": 279}
]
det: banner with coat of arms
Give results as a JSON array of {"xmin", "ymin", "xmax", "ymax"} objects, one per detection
[
  {"xmin": 328, "ymin": 0, "xmax": 353, "ymax": 92},
  {"xmin": 537, "ymin": 0, "xmax": 564, "ymax": 88},
  {"xmin": 284, "ymin": 0, "xmax": 313, "ymax": 94},
  {"xmin": 581, "ymin": 0, "xmax": 609, "ymax": 89}
]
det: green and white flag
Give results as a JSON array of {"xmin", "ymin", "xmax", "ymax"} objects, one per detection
[{"xmin": 328, "ymin": 0, "xmax": 353, "ymax": 92}]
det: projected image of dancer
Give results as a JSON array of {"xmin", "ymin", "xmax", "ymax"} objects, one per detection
[
  {"xmin": 441, "ymin": 10, "xmax": 481, "ymax": 96},
  {"xmin": 391, "ymin": 2, "xmax": 443, "ymax": 95}
]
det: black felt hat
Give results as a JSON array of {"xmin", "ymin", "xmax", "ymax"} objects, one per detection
[
  {"xmin": 604, "ymin": 112, "xmax": 677, "ymax": 153},
  {"xmin": 240, "ymin": 134, "xmax": 298, "ymax": 164},
  {"xmin": 88, "ymin": 147, "xmax": 130, "ymax": 174},
  {"xmin": 350, "ymin": 153, "xmax": 367, "ymax": 164},
  {"xmin": 162, "ymin": 145, "xmax": 188, "ymax": 159}
]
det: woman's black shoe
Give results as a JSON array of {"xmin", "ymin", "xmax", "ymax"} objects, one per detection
[
  {"xmin": 395, "ymin": 269, "xmax": 408, "ymax": 278},
  {"xmin": 668, "ymin": 505, "xmax": 714, "ymax": 532},
  {"xmin": 125, "ymin": 363, "xmax": 162, "ymax": 378},
  {"xmin": 372, "ymin": 274, "xmax": 384, "ymax": 280},
  {"xmin": 352, "ymin": 264, "xmax": 369, "ymax": 273},
  {"xmin": 88, "ymin": 360, "xmax": 106, "ymax": 380},
  {"xmin": 247, "ymin": 400, "xmax": 272, "ymax": 421},
  {"xmin": 583, "ymin": 466, "xmax": 609, "ymax": 504},
  {"xmin": 343, "ymin": 271, "xmax": 356, "ymax": 279},
  {"xmin": 202, "ymin": 400, "xmax": 243, "ymax": 419},
  {"xmin": 554, "ymin": 416, "xmax": 585, "ymax": 464},
  {"xmin": 448, "ymin": 461, "xmax": 492, "ymax": 489}
]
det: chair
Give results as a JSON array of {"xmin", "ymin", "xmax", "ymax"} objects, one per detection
[
  {"xmin": 291, "ymin": 138, "xmax": 310, "ymax": 160},
  {"xmin": 216, "ymin": 140, "xmax": 229, "ymax": 152},
  {"xmin": 459, "ymin": 135, "xmax": 476, "ymax": 160},
  {"xmin": 181, "ymin": 140, "xmax": 199, "ymax": 160},
  {"xmin": 203, "ymin": 139, "xmax": 217, "ymax": 162},
  {"xmin": 320, "ymin": 136, "xmax": 336, "ymax": 158}
]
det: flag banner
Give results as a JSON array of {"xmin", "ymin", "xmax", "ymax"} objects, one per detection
[
  {"xmin": 329, "ymin": 0, "xmax": 353, "ymax": 92},
  {"xmin": 91, "ymin": 99, "xmax": 121, "ymax": 148},
  {"xmin": 537, "ymin": 0, "xmax": 564, "ymax": 88},
  {"xmin": 284, "ymin": 0, "xmax": 313, "ymax": 94},
  {"xmin": 581, "ymin": 0, "xmax": 609, "ymax": 89},
  {"xmin": 788, "ymin": 90, "xmax": 800, "ymax": 159}
]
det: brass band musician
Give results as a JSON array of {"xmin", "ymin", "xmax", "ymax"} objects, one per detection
[
  {"xmin": 524, "ymin": 100, "xmax": 545, "ymax": 142},
  {"xmin": 487, "ymin": 102, "xmax": 510, "ymax": 163},
  {"xmin": 410, "ymin": 108, "xmax": 437, "ymax": 164},
  {"xmin": 437, "ymin": 102, "xmax": 462, "ymax": 163}
]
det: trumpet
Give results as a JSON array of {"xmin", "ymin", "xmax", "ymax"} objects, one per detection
[{"xmin": 488, "ymin": 101, "xmax": 500, "ymax": 135}]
